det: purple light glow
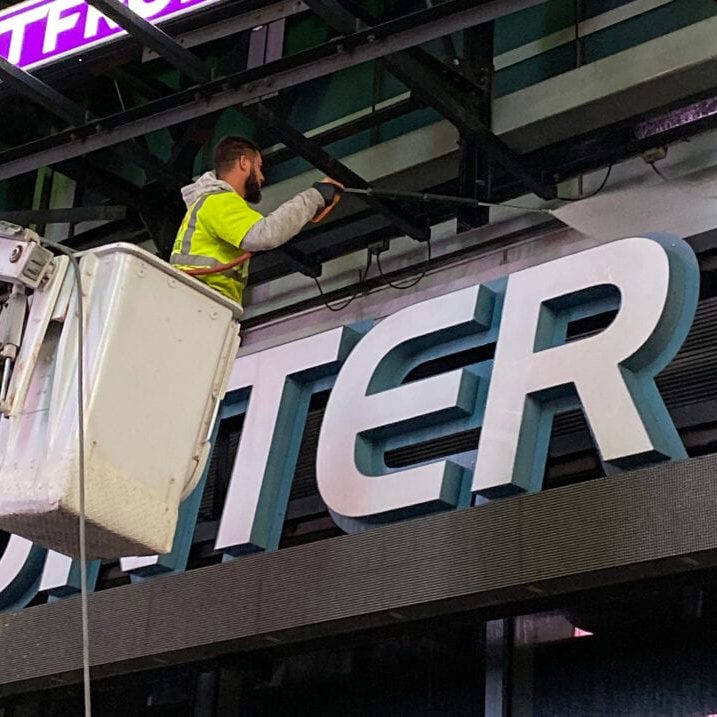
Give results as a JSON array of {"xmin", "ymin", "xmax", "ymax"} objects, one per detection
[
  {"xmin": 0, "ymin": 0, "xmax": 223, "ymax": 71},
  {"xmin": 635, "ymin": 97, "xmax": 717, "ymax": 140}
]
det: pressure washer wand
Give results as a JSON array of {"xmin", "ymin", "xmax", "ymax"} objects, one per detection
[{"xmin": 342, "ymin": 187, "xmax": 554, "ymax": 215}]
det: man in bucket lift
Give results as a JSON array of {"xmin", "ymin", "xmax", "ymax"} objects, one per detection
[{"xmin": 171, "ymin": 136, "xmax": 342, "ymax": 304}]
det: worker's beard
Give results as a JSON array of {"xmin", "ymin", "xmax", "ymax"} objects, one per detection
[{"xmin": 245, "ymin": 168, "xmax": 262, "ymax": 204}]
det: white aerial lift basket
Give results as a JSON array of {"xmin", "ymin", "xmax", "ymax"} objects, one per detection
[{"xmin": 0, "ymin": 235, "xmax": 241, "ymax": 559}]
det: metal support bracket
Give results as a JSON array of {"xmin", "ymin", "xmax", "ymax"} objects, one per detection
[{"xmin": 0, "ymin": 0, "xmax": 550, "ymax": 182}]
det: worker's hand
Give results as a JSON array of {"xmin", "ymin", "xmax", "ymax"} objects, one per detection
[{"xmin": 311, "ymin": 178, "xmax": 344, "ymax": 223}]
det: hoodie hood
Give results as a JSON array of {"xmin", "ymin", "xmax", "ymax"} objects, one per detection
[{"xmin": 181, "ymin": 171, "xmax": 235, "ymax": 208}]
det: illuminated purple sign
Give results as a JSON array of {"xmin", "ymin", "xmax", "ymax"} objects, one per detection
[{"xmin": 0, "ymin": 0, "xmax": 222, "ymax": 71}]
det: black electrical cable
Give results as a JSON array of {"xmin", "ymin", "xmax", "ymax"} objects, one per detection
[
  {"xmin": 376, "ymin": 237, "xmax": 432, "ymax": 290},
  {"xmin": 556, "ymin": 163, "xmax": 613, "ymax": 201},
  {"xmin": 650, "ymin": 161, "xmax": 674, "ymax": 187},
  {"xmin": 313, "ymin": 250, "xmax": 373, "ymax": 312}
]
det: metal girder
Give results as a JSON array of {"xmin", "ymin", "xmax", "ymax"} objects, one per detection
[
  {"xmin": 302, "ymin": 0, "xmax": 364, "ymax": 33},
  {"xmin": 384, "ymin": 49, "xmax": 555, "ymax": 199},
  {"xmin": 142, "ymin": 0, "xmax": 309, "ymax": 63},
  {"xmin": 84, "ymin": 0, "xmax": 210, "ymax": 84},
  {"xmin": 0, "ymin": 0, "xmax": 549, "ymax": 181},
  {"xmin": 0, "ymin": 54, "xmax": 187, "ymax": 192},
  {"xmin": 0, "ymin": 206, "xmax": 126, "ymax": 225},
  {"xmin": 245, "ymin": 103, "xmax": 429, "ymax": 241},
  {"xmin": 457, "ymin": 24, "xmax": 494, "ymax": 230},
  {"xmin": 0, "ymin": 55, "xmax": 87, "ymax": 126},
  {"xmin": 304, "ymin": 1, "xmax": 555, "ymax": 200}
]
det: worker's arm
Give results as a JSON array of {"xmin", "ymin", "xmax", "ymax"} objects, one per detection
[
  {"xmin": 241, "ymin": 180, "xmax": 343, "ymax": 252},
  {"xmin": 241, "ymin": 188, "xmax": 323, "ymax": 251}
]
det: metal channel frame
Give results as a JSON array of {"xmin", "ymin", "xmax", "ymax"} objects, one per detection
[
  {"xmin": 0, "ymin": 206, "xmax": 126, "ymax": 225},
  {"xmin": 0, "ymin": 0, "xmax": 550, "ymax": 181},
  {"xmin": 0, "ymin": 43, "xmax": 190, "ymax": 188},
  {"xmin": 0, "ymin": 1, "xmax": 714, "ymax": 279}
]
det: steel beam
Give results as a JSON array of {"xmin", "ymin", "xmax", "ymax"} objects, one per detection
[
  {"xmin": 457, "ymin": 24, "xmax": 494, "ymax": 231},
  {"xmin": 303, "ymin": 1, "xmax": 554, "ymax": 199},
  {"xmin": 0, "ymin": 54, "xmax": 187, "ymax": 193},
  {"xmin": 142, "ymin": 0, "xmax": 309, "ymax": 63},
  {"xmin": 84, "ymin": 0, "xmax": 211, "ymax": 84},
  {"xmin": 245, "ymin": 102, "xmax": 429, "ymax": 241},
  {"xmin": 303, "ymin": 0, "xmax": 364, "ymax": 33},
  {"xmin": 0, "ymin": 56, "xmax": 87, "ymax": 126},
  {"xmin": 0, "ymin": 206, "xmax": 126, "ymax": 225},
  {"xmin": 0, "ymin": 0, "xmax": 549, "ymax": 181}
]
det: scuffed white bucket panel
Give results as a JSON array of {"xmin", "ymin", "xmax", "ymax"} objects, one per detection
[{"xmin": 0, "ymin": 243, "xmax": 241, "ymax": 559}]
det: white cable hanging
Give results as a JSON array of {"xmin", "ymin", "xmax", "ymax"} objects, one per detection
[{"xmin": 42, "ymin": 239, "xmax": 92, "ymax": 717}]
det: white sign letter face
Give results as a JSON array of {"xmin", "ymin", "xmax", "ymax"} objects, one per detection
[
  {"xmin": 84, "ymin": 6, "xmax": 119, "ymax": 40},
  {"xmin": 0, "ymin": 535, "xmax": 46, "ymax": 610},
  {"xmin": 473, "ymin": 235, "xmax": 699, "ymax": 497},
  {"xmin": 0, "ymin": 5, "xmax": 50, "ymax": 65},
  {"xmin": 214, "ymin": 327, "xmax": 360, "ymax": 554},
  {"xmin": 39, "ymin": 550, "xmax": 99, "ymax": 597},
  {"xmin": 317, "ymin": 285, "xmax": 496, "ymax": 521},
  {"xmin": 42, "ymin": 0, "xmax": 82, "ymax": 54}
]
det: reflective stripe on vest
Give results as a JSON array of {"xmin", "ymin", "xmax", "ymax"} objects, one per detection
[
  {"xmin": 170, "ymin": 253, "xmax": 247, "ymax": 278},
  {"xmin": 178, "ymin": 191, "xmax": 223, "ymax": 256},
  {"xmin": 170, "ymin": 254, "xmax": 219, "ymax": 267},
  {"xmin": 172, "ymin": 190, "xmax": 247, "ymax": 276}
]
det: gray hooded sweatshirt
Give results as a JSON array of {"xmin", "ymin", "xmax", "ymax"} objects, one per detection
[{"xmin": 181, "ymin": 171, "xmax": 325, "ymax": 252}]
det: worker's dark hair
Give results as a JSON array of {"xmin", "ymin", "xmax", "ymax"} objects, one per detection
[{"xmin": 214, "ymin": 136, "xmax": 261, "ymax": 178}]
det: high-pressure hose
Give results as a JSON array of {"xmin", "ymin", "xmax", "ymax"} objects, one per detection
[
  {"xmin": 180, "ymin": 251, "xmax": 253, "ymax": 276},
  {"xmin": 177, "ymin": 186, "xmax": 554, "ymax": 278}
]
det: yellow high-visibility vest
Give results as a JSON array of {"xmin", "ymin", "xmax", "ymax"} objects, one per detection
[{"xmin": 171, "ymin": 189, "xmax": 262, "ymax": 304}]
